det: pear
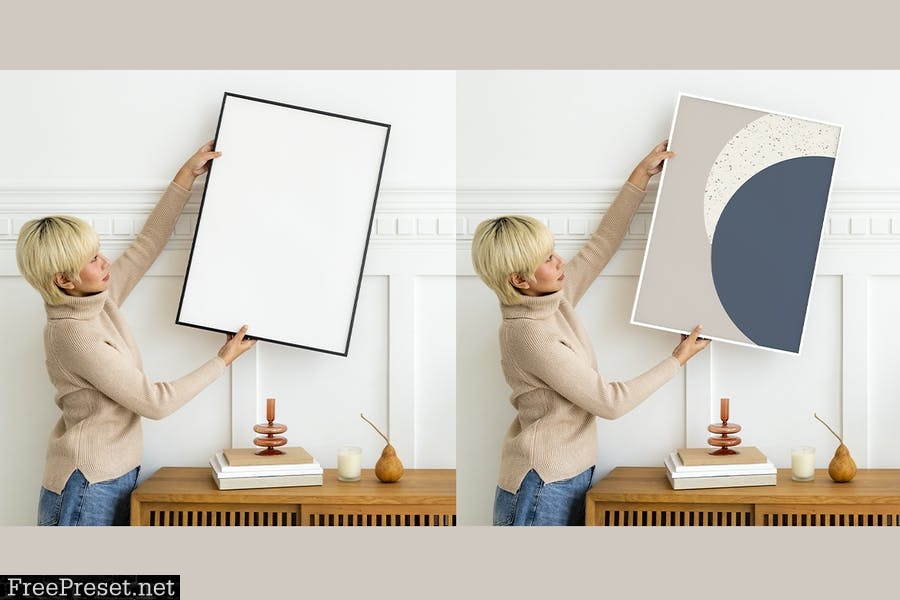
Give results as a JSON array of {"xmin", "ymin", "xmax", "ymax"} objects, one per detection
[
  {"xmin": 374, "ymin": 443, "xmax": 404, "ymax": 483},
  {"xmin": 361, "ymin": 413, "xmax": 404, "ymax": 483},
  {"xmin": 814, "ymin": 413, "xmax": 857, "ymax": 483},
  {"xmin": 828, "ymin": 443, "xmax": 857, "ymax": 483}
]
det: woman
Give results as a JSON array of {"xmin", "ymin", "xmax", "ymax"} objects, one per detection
[
  {"xmin": 16, "ymin": 141, "xmax": 256, "ymax": 526},
  {"xmin": 471, "ymin": 141, "xmax": 710, "ymax": 526}
]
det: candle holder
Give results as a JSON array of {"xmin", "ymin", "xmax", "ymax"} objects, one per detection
[
  {"xmin": 253, "ymin": 397, "xmax": 288, "ymax": 456},
  {"xmin": 707, "ymin": 397, "xmax": 742, "ymax": 455}
]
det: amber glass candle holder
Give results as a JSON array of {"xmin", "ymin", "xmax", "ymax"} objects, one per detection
[
  {"xmin": 707, "ymin": 397, "xmax": 742, "ymax": 455},
  {"xmin": 253, "ymin": 397, "xmax": 288, "ymax": 456}
]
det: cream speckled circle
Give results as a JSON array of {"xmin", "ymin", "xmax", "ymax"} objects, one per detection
[{"xmin": 703, "ymin": 114, "xmax": 840, "ymax": 242}]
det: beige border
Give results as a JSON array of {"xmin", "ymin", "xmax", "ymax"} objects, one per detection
[
  {"xmin": 1, "ymin": 1, "xmax": 898, "ymax": 68},
  {"xmin": 1, "ymin": 1, "xmax": 895, "ymax": 598}
]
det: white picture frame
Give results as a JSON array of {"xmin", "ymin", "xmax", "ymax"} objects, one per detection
[{"xmin": 631, "ymin": 94, "xmax": 841, "ymax": 355}]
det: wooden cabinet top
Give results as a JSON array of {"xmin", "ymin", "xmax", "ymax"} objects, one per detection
[
  {"xmin": 133, "ymin": 467, "xmax": 456, "ymax": 506},
  {"xmin": 587, "ymin": 467, "xmax": 900, "ymax": 505}
]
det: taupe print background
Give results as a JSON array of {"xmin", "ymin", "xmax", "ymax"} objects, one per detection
[{"xmin": 632, "ymin": 95, "xmax": 758, "ymax": 346}]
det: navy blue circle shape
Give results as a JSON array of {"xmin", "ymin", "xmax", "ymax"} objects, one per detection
[{"xmin": 710, "ymin": 156, "xmax": 835, "ymax": 353}]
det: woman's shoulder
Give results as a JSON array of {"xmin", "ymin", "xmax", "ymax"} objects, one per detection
[
  {"xmin": 500, "ymin": 316, "xmax": 558, "ymax": 351},
  {"xmin": 45, "ymin": 316, "xmax": 103, "ymax": 352}
]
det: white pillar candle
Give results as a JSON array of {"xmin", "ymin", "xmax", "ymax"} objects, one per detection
[
  {"xmin": 791, "ymin": 446, "xmax": 816, "ymax": 481},
  {"xmin": 337, "ymin": 446, "xmax": 362, "ymax": 482}
]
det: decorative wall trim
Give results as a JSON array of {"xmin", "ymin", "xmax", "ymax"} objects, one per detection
[
  {"xmin": 456, "ymin": 188, "xmax": 900, "ymax": 248},
  {"xmin": 0, "ymin": 187, "xmax": 458, "ymax": 251},
  {"xmin": 5, "ymin": 185, "xmax": 900, "ymax": 278},
  {"xmin": 4, "ymin": 186, "xmax": 900, "ymax": 249}
]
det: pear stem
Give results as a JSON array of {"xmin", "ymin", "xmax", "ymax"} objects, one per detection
[
  {"xmin": 361, "ymin": 413, "xmax": 390, "ymax": 444},
  {"xmin": 814, "ymin": 412, "xmax": 843, "ymax": 443}
]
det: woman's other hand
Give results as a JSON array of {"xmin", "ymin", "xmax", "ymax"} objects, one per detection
[
  {"xmin": 672, "ymin": 324, "xmax": 710, "ymax": 366},
  {"xmin": 217, "ymin": 324, "xmax": 257, "ymax": 366}
]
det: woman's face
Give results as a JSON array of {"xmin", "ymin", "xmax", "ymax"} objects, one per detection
[
  {"xmin": 517, "ymin": 251, "xmax": 565, "ymax": 297},
  {"xmin": 66, "ymin": 251, "xmax": 111, "ymax": 297}
]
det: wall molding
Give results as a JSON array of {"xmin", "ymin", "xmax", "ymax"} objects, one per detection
[
  {"xmin": 4, "ymin": 185, "xmax": 900, "ymax": 249},
  {"xmin": 456, "ymin": 187, "xmax": 900, "ymax": 248},
  {"xmin": 6, "ymin": 185, "xmax": 900, "ymax": 279},
  {"xmin": 0, "ymin": 186, "xmax": 458, "ymax": 250}
]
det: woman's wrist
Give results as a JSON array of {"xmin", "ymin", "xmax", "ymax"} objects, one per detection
[
  {"xmin": 172, "ymin": 167, "xmax": 196, "ymax": 191},
  {"xmin": 627, "ymin": 169, "xmax": 650, "ymax": 191}
]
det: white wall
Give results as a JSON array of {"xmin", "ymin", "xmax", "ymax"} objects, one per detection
[
  {"xmin": 6, "ymin": 70, "xmax": 899, "ymax": 528},
  {"xmin": 456, "ymin": 70, "xmax": 900, "ymax": 524},
  {"xmin": 0, "ymin": 71, "xmax": 456, "ymax": 525}
]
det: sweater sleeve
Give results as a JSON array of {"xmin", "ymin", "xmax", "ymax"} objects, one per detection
[
  {"xmin": 506, "ymin": 322, "xmax": 680, "ymax": 419},
  {"xmin": 564, "ymin": 181, "xmax": 646, "ymax": 306},
  {"xmin": 48, "ymin": 323, "xmax": 226, "ymax": 420},
  {"xmin": 109, "ymin": 181, "xmax": 192, "ymax": 305}
]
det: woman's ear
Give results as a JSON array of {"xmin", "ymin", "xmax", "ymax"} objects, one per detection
[
  {"xmin": 53, "ymin": 273, "xmax": 75, "ymax": 291},
  {"xmin": 508, "ymin": 272, "xmax": 530, "ymax": 290}
]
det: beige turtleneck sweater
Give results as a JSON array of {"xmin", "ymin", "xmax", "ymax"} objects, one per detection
[
  {"xmin": 496, "ymin": 182, "xmax": 680, "ymax": 493},
  {"xmin": 41, "ymin": 182, "xmax": 226, "ymax": 493}
]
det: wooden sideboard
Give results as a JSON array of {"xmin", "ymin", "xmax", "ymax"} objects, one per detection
[
  {"xmin": 586, "ymin": 467, "xmax": 900, "ymax": 526},
  {"xmin": 130, "ymin": 467, "xmax": 456, "ymax": 526}
]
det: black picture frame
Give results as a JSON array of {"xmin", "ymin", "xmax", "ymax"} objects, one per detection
[{"xmin": 176, "ymin": 92, "xmax": 391, "ymax": 356}]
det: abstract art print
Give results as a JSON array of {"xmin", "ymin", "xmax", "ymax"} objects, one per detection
[{"xmin": 631, "ymin": 94, "xmax": 841, "ymax": 354}]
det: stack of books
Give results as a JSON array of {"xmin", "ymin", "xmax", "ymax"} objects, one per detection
[
  {"xmin": 210, "ymin": 446, "xmax": 324, "ymax": 490},
  {"xmin": 664, "ymin": 446, "xmax": 777, "ymax": 490}
]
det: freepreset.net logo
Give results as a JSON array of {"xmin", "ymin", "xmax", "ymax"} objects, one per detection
[{"xmin": 0, "ymin": 576, "xmax": 179, "ymax": 599}]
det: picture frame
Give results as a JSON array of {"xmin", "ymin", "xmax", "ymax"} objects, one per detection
[
  {"xmin": 176, "ymin": 92, "xmax": 391, "ymax": 356},
  {"xmin": 631, "ymin": 94, "xmax": 841, "ymax": 355}
]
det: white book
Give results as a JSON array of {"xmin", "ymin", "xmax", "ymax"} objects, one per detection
[
  {"xmin": 665, "ymin": 452, "xmax": 776, "ymax": 478},
  {"xmin": 211, "ymin": 452, "xmax": 323, "ymax": 478},
  {"xmin": 211, "ymin": 471, "xmax": 324, "ymax": 490},
  {"xmin": 665, "ymin": 468, "xmax": 777, "ymax": 490}
]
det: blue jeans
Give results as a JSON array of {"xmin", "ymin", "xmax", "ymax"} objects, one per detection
[
  {"xmin": 38, "ymin": 467, "xmax": 139, "ymax": 526},
  {"xmin": 493, "ymin": 466, "xmax": 595, "ymax": 526}
]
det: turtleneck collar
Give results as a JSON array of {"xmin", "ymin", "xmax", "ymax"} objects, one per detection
[
  {"xmin": 500, "ymin": 289, "xmax": 564, "ymax": 320},
  {"xmin": 45, "ymin": 290, "xmax": 109, "ymax": 321}
]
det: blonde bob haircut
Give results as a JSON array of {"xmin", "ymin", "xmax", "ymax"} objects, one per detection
[
  {"xmin": 16, "ymin": 215, "xmax": 100, "ymax": 306},
  {"xmin": 471, "ymin": 215, "xmax": 554, "ymax": 305}
]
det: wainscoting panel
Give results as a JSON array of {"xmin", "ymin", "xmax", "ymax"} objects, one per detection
[
  {"xmin": 0, "ymin": 186, "xmax": 456, "ymax": 525},
  {"xmin": 456, "ymin": 186, "xmax": 900, "ymax": 524}
]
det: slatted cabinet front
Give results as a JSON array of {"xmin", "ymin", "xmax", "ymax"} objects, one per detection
[
  {"xmin": 131, "ymin": 467, "xmax": 456, "ymax": 527},
  {"xmin": 586, "ymin": 467, "xmax": 900, "ymax": 527}
]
